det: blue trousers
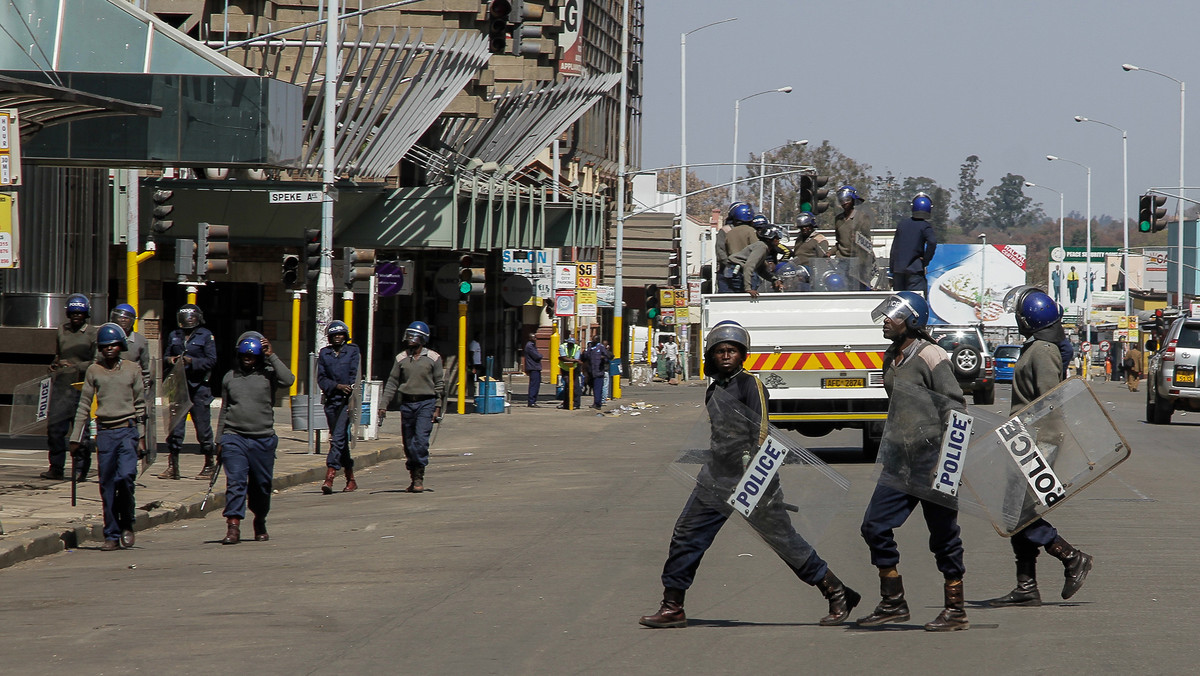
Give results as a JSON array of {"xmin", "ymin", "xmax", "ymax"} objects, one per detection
[
  {"xmin": 716, "ymin": 269, "xmax": 733, "ymax": 293},
  {"xmin": 168, "ymin": 385, "xmax": 214, "ymax": 454},
  {"xmin": 97, "ymin": 426, "xmax": 139, "ymax": 541},
  {"xmin": 861, "ymin": 483, "xmax": 965, "ymax": 579},
  {"xmin": 890, "ymin": 272, "xmax": 928, "ymax": 294},
  {"xmin": 661, "ymin": 485, "xmax": 829, "ymax": 591},
  {"xmin": 1010, "ymin": 518, "xmax": 1058, "ymax": 561},
  {"xmin": 221, "ymin": 433, "xmax": 277, "ymax": 520},
  {"xmin": 400, "ymin": 398, "xmax": 436, "ymax": 470},
  {"xmin": 592, "ymin": 375, "xmax": 604, "ymax": 407},
  {"xmin": 559, "ymin": 371, "xmax": 582, "ymax": 408},
  {"xmin": 526, "ymin": 370, "xmax": 541, "ymax": 405},
  {"xmin": 323, "ymin": 400, "xmax": 353, "ymax": 470}
]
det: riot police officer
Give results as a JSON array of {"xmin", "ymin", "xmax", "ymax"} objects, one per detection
[
  {"xmin": 69, "ymin": 323, "xmax": 145, "ymax": 550},
  {"xmin": 889, "ymin": 193, "xmax": 938, "ymax": 293},
  {"xmin": 715, "ymin": 203, "xmax": 759, "ymax": 293},
  {"xmin": 985, "ymin": 290, "xmax": 1093, "ymax": 606},
  {"xmin": 160, "ymin": 304, "xmax": 217, "ymax": 480},
  {"xmin": 216, "ymin": 334, "xmax": 294, "ymax": 544},
  {"xmin": 858, "ymin": 291, "xmax": 970, "ymax": 631},
  {"xmin": 381, "ymin": 321, "xmax": 444, "ymax": 493},
  {"xmin": 42, "ymin": 294, "xmax": 98, "ymax": 481},
  {"xmin": 639, "ymin": 321, "xmax": 860, "ymax": 629},
  {"xmin": 317, "ymin": 320, "xmax": 361, "ymax": 494},
  {"xmin": 791, "ymin": 212, "xmax": 831, "ymax": 268},
  {"xmin": 110, "ymin": 303, "xmax": 151, "ymax": 384}
]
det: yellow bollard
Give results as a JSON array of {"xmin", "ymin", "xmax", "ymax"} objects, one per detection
[
  {"xmin": 612, "ymin": 313, "xmax": 622, "ymax": 399},
  {"xmin": 342, "ymin": 291, "xmax": 354, "ymax": 339},
  {"xmin": 566, "ymin": 363, "xmax": 575, "ymax": 410},
  {"xmin": 456, "ymin": 301, "xmax": 468, "ymax": 415},
  {"xmin": 549, "ymin": 325, "xmax": 560, "ymax": 376},
  {"xmin": 289, "ymin": 291, "xmax": 302, "ymax": 396}
]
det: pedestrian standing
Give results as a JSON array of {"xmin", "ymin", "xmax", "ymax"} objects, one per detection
[
  {"xmin": 43, "ymin": 294, "xmax": 98, "ymax": 481},
  {"xmin": 586, "ymin": 339, "xmax": 612, "ymax": 409},
  {"xmin": 1125, "ymin": 343, "xmax": 1144, "ymax": 392},
  {"xmin": 381, "ymin": 321, "xmax": 444, "ymax": 493},
  {"xmin": 889, "ymin": 193, "xmax": 938, "ymax": 294},
  {"xmin": 985, "ymin": 290, "xmax": 1093, "ymax": 606},
  {"xmin": 160, "ymin": 304, "xmax": 217, "ymax": 480},
  {"xmin": 317, "ymin": 321, "xmax": 361, "ymax": 494},
  {"xmin": 216, "ymin": 334, "xmax": 294, "ymax": 544},
  {"xmin": 558, "ymin": 335, "xmax": 582, "ymax": 409},
  {"xmin": 69, "ymin": 323, "xmax": 145, "ymax": 551},
  {"xmin": 524, "ymin": 331, "xmax": 543, "ymax": 407},
  {"xmin": 639, "ymin": 321, "xmax": 859, "ymax": 629},
  {"xmin": 858, "ymin": 291, "xmax": 970, "ymax": 631}
]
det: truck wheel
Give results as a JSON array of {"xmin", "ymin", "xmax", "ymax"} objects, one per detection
[
  {"xmin": 973, "ymin": 385, "xmax": 995, "ymax": 406},
  {"xmin": 862, "ymin": 422, "xmax": 884, "ymax": 463}
]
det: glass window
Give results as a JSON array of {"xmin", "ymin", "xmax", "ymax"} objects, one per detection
[
  {"xmin": 1176, "ymin": 324, "xmax": 1200, "ymax": 349},
  {"xmin": 994, "ymin": 345, "xmax": 1021, "ymax": 360}
]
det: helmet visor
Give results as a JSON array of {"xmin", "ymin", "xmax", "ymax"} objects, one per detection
[
  {"xmin": 871, "ymin": 295, "xmax": 918, "ymax": 325},
  {"xmin": 1001, "ymin": 284, "xmax": 1039, "ymax": 313},
  {"xmin": 403, "ymin": 328, "xmax": 427, "ymax": 344}
]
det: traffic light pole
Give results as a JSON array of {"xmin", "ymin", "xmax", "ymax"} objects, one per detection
[{"xmin": 613, "ymin": 0, "xmax": 630, "ymax": 399}]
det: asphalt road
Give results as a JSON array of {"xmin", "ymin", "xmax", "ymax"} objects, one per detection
[{"xmin": 0, "ymin": 379, "xmax": 1196, "ymax": 675}]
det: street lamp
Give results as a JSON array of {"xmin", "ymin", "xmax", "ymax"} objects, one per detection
[
  {"xmin": 759, "ymin": 139, "xmax": 808, "ymax": 216},
  {"xmin": 1075, "ymin": 115, "xmax": 1130, "ymax": 315},
  {"xmin": 1025, "ymin": 180, "xmax": 1066, "ymax": 303},
  {"xmin": 1048, "ymin": 154, "xmax": 1093, "ymax": 360},
  {"xmin": 1124, "ymin": 63, "xmax": 1185, "ymax": 306},
  {"xmin": 978, "ymin": 233, "xmax": 988, "ymax": 311},
  {"xmin": 730, "ymin": 86, "xmax": 793, "ymax": 205}
]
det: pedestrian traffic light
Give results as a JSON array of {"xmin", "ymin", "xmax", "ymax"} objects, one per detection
[
  {"xmin": 812, "ymin": 175, "xmax": 830, "ymax": 214},
  {"xmin": 196, "ymin": 222, "xmax": 229, "ymax": 276},
  {"xmin": 305, "ymin": 229, "xmax": 322, "ymax": 282},
  {"xmin": 645, "ymin": 284, "xmax": 660, "ymax": 320},
  {"xmin": 509, "ymin": 0, "xmax": 544, "ymax": 56},
  {"xmin": 343, "ymin": 247, "xmax": 376, "ymax": 287},
  {"xmin": 1139, "ymin": 194, "xmax": 1168, "ymax": 233},
  {"xmin": 150, "ymin": 189, "xmax": 175, "ymax": 234},
  {"xmin": 281, "ymin": 254, "xmax": 300, "ymax": 287},
  {"xmin": 486, "ymin": 0, "xmax": 512, "ymax": 54},
  {"xmin": 458, "ymin": 254, "xmax": 485, "ymax": 298}
]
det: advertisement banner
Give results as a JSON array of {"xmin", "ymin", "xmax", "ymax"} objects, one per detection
[
  {"xmin": 557, "ymin": 0, "xmax": 584, "ymax": 77},
  {"xmin": 1047, "ymin": 247, "xmax": 1147, "ymax": 326},
  {"xmin": 925, "ymin": 244, "xmax": 1027, "ymax": 326}
]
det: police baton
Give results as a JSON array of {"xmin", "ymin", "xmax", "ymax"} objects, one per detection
[{"xmin": 200, "ymin": 459, "xmax": 223, "ymax": 512}]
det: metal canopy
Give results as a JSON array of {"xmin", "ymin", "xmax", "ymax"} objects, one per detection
[{"xmin": 0, "ymin": 74, "xmax": 161, "ymax": 140}]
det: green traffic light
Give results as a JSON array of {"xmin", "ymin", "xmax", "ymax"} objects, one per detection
[
  {"xmin": 459, "ymin": 281, "xmax": 472, "ymax": 294},
  {"xmin": 647, "ymin": 307, "xmax": 658, "ymax": 319},
  {"xmin": 800, "ymin": 201, "xmax": 813, "ymax": 212},
  {"xmin": 1139, "ymin": 220, "xmax": 1152, "ymax": 233}
]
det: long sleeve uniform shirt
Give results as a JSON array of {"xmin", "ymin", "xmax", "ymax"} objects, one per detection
[
  {"xmin": 54, "ymin": 323, "xmax": 98, "ymax": 382},
  {"xmin": 791, "ymin": 234, "xmax": 830, "ymax": 267},
  {"xmin": 727, "ymin": 241, "xmax": 778, "ymax": 289},
  {"xmin": 723, "ymin": 225, "xmax": 759, "ymax": 262},
  {"xmin": 382, "ymin": 347, "xmax": 445, "ymax": 403},
  {"xmin": 524, "ymin": 340, "xmax": 544, "ymax": 372},
  {"xmin": 889, "ymin": 217, "xmax": 937, "ymax": 276},
  {"xmin": 120, "ymin": 331, "xmax": 152, "ymax": 382},
  {"xmin": 164, "ymin": 327, "xmax": 217, "ymax": 388},
  {"xmin": 216, "ymin": 353, "xmax": 295, "ymax": 438},
  {"xmin": 70, "ymin": 359, "xmax": 145, "ymax": 443},
  {"xmin": 881, "ymin": 338, "xmax": 965, "ymax": 479},
  {"xmin": 317, "ymin": 343, "xmax": 361, "ymax": 404},
  {"xmin": 1011, "ymin": 339, "xmax": 1063, "ymax": 413},
  {"xmin": 702, "ymin": 369, "xmax": 770, "ymax": 488}
]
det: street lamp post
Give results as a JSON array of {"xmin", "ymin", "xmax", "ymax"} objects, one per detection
[
  {"xmin": 1024, "ymin": 181, "xmax": 1066, "ymax": 303},
  {"xmin": 978, "ymin": 233, "xmax": 988, "ymax": 309},
  {"xmin": 1075, "ymin": 115, "xmax": 1130, "ymax": 315},
  {"xmin": 1048, "ymin": 154, "xmax": 1093, "ymax": 369},
  {"xmin": 730, "ymin": 86, "xmax": 792, "ymax": 205},
  {"xmin": 1124, "ymin": 64, "xmax": 1185, "ymax": 306},
  {"xmin": 759, "ymin": 139, "xmax": 808, "ymax": 217}
]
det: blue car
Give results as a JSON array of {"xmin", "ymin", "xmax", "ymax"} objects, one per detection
[{"xmin": 994, "ymin": 344, "xmax": 1021, "ymax": 383}]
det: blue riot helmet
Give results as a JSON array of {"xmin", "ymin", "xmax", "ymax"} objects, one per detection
[
  {"xmin": 836, "ymin": 185, "xmax": 864, "ymax": 206},
  {"xmin": 236, "ymin": 330, "xmax": 265, "ymax": 344},
  {"xmin": 96, "ymin": 322, "xmax": 128, "ymax": 350},
  {"xmin": 1016, "ymin": 290, "xmax": 1062, "ymax": 336},
  {"xmin": 237, "ymin": 336, "xmax": 264, "ymax": 356},
  {"xmin": 727, "ymin": 202, "xmax": 755, "ymax": 224},
  {"xmin": 912, "ymin": 192, "xmax": 933, "ymax": 220},
  {"xmin": 404, "ymin": 320, "xmax": 430, "ymax": 345},
  {"xmin": 66, "ymin": 293, "xmax": 90, "ymax": 317},
  {"xmin": 821, "ymin": 270, "xmax": 847, "ymax": 292},
  {"xmin": 177, "ymin": 304, "xmax": 203, "ymax": 329},
  {"xmin": 750, "ymin": 214, "xmax": 770, "ymax": 230},
  {"xmin": 794, "ymin": 212, "xmax": 817, "ymax": 231},
  {"xmin": 871, "ymin": 291, "xmax": 930, "ymax": 330},
  {"xmin": 775, "ymin": 261, "xmax": 810, "ymax": 292},
  {"xmin": 1002, "ymin": 284, "xmax": 1041, "ymax": 314},
  {"xmin": 110, "ymin": 303, "xmax": 136, "ymax": 323},
  {"xmin": 326, "ymin": 320, "xmax": 350, "ymax": 338}
]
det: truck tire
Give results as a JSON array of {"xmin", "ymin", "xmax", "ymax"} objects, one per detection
[
  {"xmin": 951, "ymin": 346, "xmax": 981, "ymax": 380},
  {"xmin": 862, "ymin": 422, "xmax": 884, "ymax": 463},
  {"xmin": 973, "ymin": 385, "xmax": 995, "ymax": 406}
]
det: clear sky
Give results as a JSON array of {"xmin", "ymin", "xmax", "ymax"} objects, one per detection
[{"xmin": 640, "ymin": 0, "xmax": 1200, "ymax": 223}]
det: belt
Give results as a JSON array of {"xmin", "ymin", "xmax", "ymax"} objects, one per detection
[
  {"xmin": 400, "ymin": 393, "xmax": 436, "ymax": 403},
  {"xmin": 98, "ymin": 420, "xmax": 134, "ymax": 430}
]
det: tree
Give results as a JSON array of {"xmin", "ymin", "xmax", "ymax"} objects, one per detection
[
  {"xmin": 985, "ymin": 173, "xmax": 1043, "ymax": 232},
  {"xmin": 900, "ymin": 176, "xmax": 953, "ymax": 241},
  {"xmin": 954, "ymin": 155, "xmax": 985, "ymax": 234},
  {"xmin": 656, "ymin": 169, "xmax": 726, "ymax": 219}
]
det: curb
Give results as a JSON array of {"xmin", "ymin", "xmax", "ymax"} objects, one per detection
[{"xmin": 0, "ymin": 444, "xmax": 406, "ymax": 571}]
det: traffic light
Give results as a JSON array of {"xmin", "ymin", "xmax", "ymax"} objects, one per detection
[
  {"xmin": 699, "ymin": 264, "xmax": 713, "ymax": 295},
  {"xmin": 486, "ymin": 0, "xmax": 512, "ymax": 54},
  {"xmin": 457, "ymin": 253, "xmax": 485, "ymax": 298},
  {"xmin": 799, "ymin": 176, "xmax": 815, "ymax": 213},
  {"xmin": 509, "ymin": 0, "xmax": 544, "ymax": 56},
  {"xmin": 1139, "ymin": 194, "xmax": 1167, "ymax": 233},
  {"xmin": 150, "ymin": 189, "xmax": 175, "ymax": 234},
  {"xmin": 812, "ymin": 175, "xmax": 830, "ymax": 214},
  {"xmin": 668, "ymin": 222, "xmax": 682, "ymax": 287},
  {"xmin": 281, "ymin": 254, "xmax": 300, "ymax": 287},
  {"xmin": 174, "ymin": 239, "xmax": 195, "ymax": 278},
  {"xmin": 343, "ymin": 247, "xmax": 376, "ymax": 288},
  {"xmin": 305, "ymin": 229, "xmax": 321, "ymax": 282},
  {"xmin": 196, "ymin": 222, "xmax": 229, "ymax": 276},
  {"xmin": 645, "ymin": 284, "xmax": 660, "ymax": 321}
]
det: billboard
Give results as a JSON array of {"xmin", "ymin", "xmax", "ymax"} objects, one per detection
[
  {"xmin": 557, "ymin": 0, "xmax": 583, "ymax": 76},
  {"xmin": 926, "ymin": 244, "xmax": 1027, "ymax": 326},
  {"xmin": 1045, "ymin": 247, "xmax": 1164, "ymax": 325}
]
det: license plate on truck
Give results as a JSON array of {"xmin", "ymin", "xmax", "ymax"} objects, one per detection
[{"xmin": 822, "ymin": 378, "xmax": 865, "ymax": 388}]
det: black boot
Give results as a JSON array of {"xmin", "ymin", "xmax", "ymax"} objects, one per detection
[
  {"xmin": 856, "ymin": 574, "xmax": 910, "ymax": 627},
  {"xmin": 639, "ymin": 588, "xmax": 686, "ymax": 628},
  {"xmin": 924, "ymin": 579, "xmax": 970, "ymax": 631},
  {"xmin": 986, "ymin": 560, "xmax": 1041, "ymax": 607},
  {"xmin": 1046, "ymin": 536, "xmax": 1093, "ymax": 600},
  {"xmin": 816, "ymin": 570, "xmax": 861, "ymax": 626},
  {"xmin": 157, "ymin": 454, "xmax": 180, "ymax": 480},
  {"xmin": 196, "ymin": 449, "xmax": 216, "ymax": 479}
]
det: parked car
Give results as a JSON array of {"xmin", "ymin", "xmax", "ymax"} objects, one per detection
[
  {"xmin": 928, "ymin": 325, "xmax": 996, "ymax": 405},
  {"xmin": 1146, "ymin": 316, "xmax": 1200, "ymax": 424},
  {"xmin": 993, "ymin": 344, "xmax": 1021, "ymax": 383}
]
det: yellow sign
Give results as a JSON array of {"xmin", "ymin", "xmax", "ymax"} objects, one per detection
[
  {"xmin": 0, "ymin": 192, "xmax": 18, "ymax": 268},
  {"xmin": 660, "ymin": 289, "xmax": 675, "ymax": 306},
  {"xmin": 577, "ymin": 290, "xmax": 597, "ymax": 304},
  {"xmin": 0, "ymin": 109, "xmax": 21, "ymax": 186},
  {"xmin": 673, "ymin": 289, "xmax": 687, "ymax": 308},
  {"xmin": 676, "ymin": 306, "xmax": 689, "ymax": 321},
  {"xmin": 576, "ymin": 261, "xmax": 596, "ymax": 277}
]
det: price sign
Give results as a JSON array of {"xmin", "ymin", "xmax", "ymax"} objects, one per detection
[
  {"xmin": 576, "ymin": 261, "xmax": 596, "ymax": 277},
  {"xmin": 577, "ymin": 275, "xmax": 596, "ymax": 289},
  {"xmin": 673, "ymin": 289, "xmax": 687, "ymax": 308}
]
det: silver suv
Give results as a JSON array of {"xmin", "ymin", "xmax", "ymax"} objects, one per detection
[
  {"xmin": 928, "ymin": 325, "xmax": 996, "ymax": 405},
  {"xmin": 1146, "ymin": 316, "xmax": 1200, "ymax": 424}
]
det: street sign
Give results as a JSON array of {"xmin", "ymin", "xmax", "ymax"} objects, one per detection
[
  {"xmin": 676, "ymin": 306, "xmax": 689, "ymax": 321},
  {"xmin": 555, "ymin": 291, "xmax": 575, "ymax": 317},
  {"xmin": 576, "ymin": 261, "xmax": 597, "ymax": 277},
  {"xmin": 0, "ymin": 109, "xmax": 22, "ymax": 186},
  {"xmin": 1099, "ymin": 340, "xmax": 1111, "ymax": 353},
  {"xmin": 660, "ymin": 289, "xmax": 674, "ymax": 307},
  {"xmin": 660, "ymin": 308, "xmax": 676, "ymax": 325},
  {"xmin": 673, "ymin": 289, "xmax": 687, "ymax": 308},
  {"xmin": 0, "ymin": 192, "xmax": 18, "ymax": 268},
  {"xmin": 535, "ymin": 277, "xmax": 552, "ymax": 301},
  {"xmin": 597, "ymin": 285, "xmax": 616, "ymax": 306},
  {"xmin": 577, "ymin": 289, "xmax": 597, "ymax": 317},
  {"xmin": 688, "ymin": 280, "xmax": 702, "ymax": 305},
  {"xmin": 435, "ymin": 262, "xmax": 462, "ymax": 300},
  {"xmin": 555, "ymin": 264, "xmax": 577, "ymax": 289},
  {"xmin": 1081, "ymin": 342, "xmax": 1091, "ymax": 354},
  {"xmin": 376, "ymin": 260, "xmax": 413, "ymax": 296},
  {"xmin": 269, "ymin": 190, "xmax": 322, "ymax": 204},
  {"xmin": 500, "ymin": 275, "xmax": 533, "ymax": 306}
]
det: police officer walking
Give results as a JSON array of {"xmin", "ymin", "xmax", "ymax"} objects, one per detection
[
  {"xmin": 42, "ymin": 294, "xmax": 98, "ymax": 481},
  {"xmin": 639, "ymin": 321, "xmax": 860, "ymax": 629},
  {"xmin": 317, "ymin": 321, "xmax": 361, "ymax": 494},
  {"xmin": 160, "ymin": 304, "xmax": 217, "ymax": 480},
  {"xmin": 889, "ymin": 193, "xmax": 938, "ymax": 293},
  {"xmin": 985, "ymin": 290, "xmax": 1093, "ymax": 606},
  {"xmin": 558, "ymin": 335, "xmax": 583, "ymax": 409},
  {"xmin": 381, "ymin": 321, "xmax": 444, "ymax": 493},
  {"xmin": 216, "ymin": 334, "xmax": 294, "ymax": 544},
  {"xmin": 858, "ymin": 291, "xmax": 970, "ymax": 631},
  {"xmin": 69, "ymin": 323, "xmax": 145, "ymax": 550}
]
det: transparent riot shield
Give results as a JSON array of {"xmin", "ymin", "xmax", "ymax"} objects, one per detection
[
  {"xmin": 670, "ymin": 386, "xmax": 851, "ymax": 570},
  {"xmin": 961, "ymin": 377, "xmax": 1132, "ymax": 536},
  {"xmin": 348, "ymin": 380, "xmax": 362, "ymax": 449},
  {"xmin": 140, "ymin": 362, "xmax": 158, "ymax": 477},
  {"xmin": 159, "ymin": 360, "xmax": 192, "ymax": 437},
  {"xmin": 8, "ymin": 375, "xmax": 55, "ymax": 435}
]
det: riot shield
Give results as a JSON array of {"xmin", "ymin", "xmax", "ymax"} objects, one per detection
[
  {"xmin": 140, "ymin": 363, "xmax": 158, "ymax": 477},
  {"xmin": 670, "ymin": 386, "xmax": 851, "ymax": 570},
  {"xmin": 158, "ymin": 360, "xmax": 192, "ymax": 436},
  {"xmin": 961, "ymin": 377, "xmax": 1132, "ymax": 536},
  {"xmin": 8, "ymin": 375, "xmax": 55, "ymax": 435},
  {"xmin": 348, "ymin": 380, "xmax": 362, "ymax": 449}
]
